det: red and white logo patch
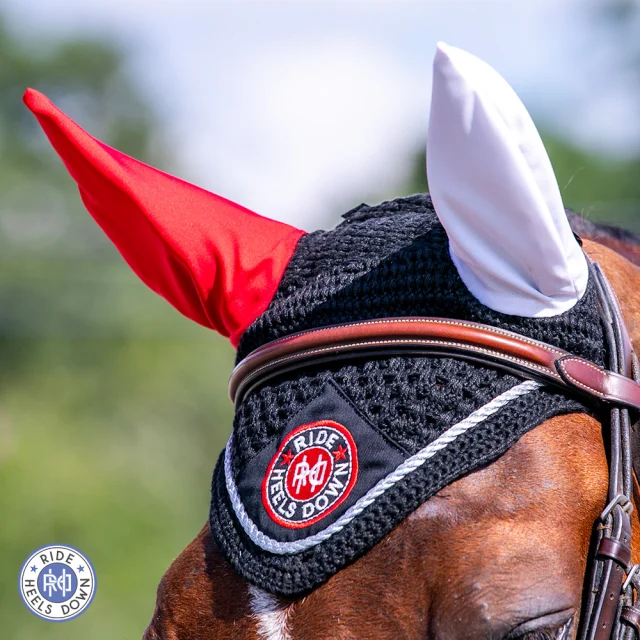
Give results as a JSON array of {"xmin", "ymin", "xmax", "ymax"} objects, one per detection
[{"xmin": 262, "ymin": 420, "xmax": 358, "ymax": 528}]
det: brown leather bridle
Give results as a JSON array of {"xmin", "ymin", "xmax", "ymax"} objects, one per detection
[{"xmin": 229, "ymin": 263, "xmax": 640, "ymax": 638}]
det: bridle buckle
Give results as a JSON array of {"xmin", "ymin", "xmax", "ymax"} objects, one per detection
[
  {"xmin": 621, "ymin": 565, "xmax": 640, "ymax": 636},
  {"xmin": 600, "ymin": 494, "xmax": 633, "ymax": 522},
  {"xmin": 623, "ymin": 565, "xmax": 640, "ymax": 593}
]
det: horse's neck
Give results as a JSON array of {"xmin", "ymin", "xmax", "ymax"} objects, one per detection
[{"xmin": 583, "ymin": 238, "xmax": 640, "ymax": 347}]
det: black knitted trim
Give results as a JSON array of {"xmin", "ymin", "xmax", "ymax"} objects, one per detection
[{"xmin": 210, "ymin": 387, "xmax": 588, "ymax": 596}]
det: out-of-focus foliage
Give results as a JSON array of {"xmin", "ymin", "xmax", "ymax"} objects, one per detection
[
  {"xmin": 390, "ymin": 0, "xmax": 640, "ymax": 232},
  {"xmin": 0, "ymin": 18, "xmax": 235, "ymax": 640},
  {"xmin": 397, "ymin": 139, "xmax": 640, "ymax": 232},
  {"xmin": 0, "ymin": 15, "xmax": 176, "ymax": 340},
  {"xmin": 595, "ymin": 0, "xmax": 640, "ymax": 87}
]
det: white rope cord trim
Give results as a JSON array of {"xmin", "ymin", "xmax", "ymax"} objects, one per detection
[{"xmin": 224, "ymin": 380, "xmax": 541, "ymax": 555}]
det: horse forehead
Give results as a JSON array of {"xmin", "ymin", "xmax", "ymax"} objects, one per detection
[{"xmin": 289, "ymin": 413, "xmax": 607, "ymax": 637}]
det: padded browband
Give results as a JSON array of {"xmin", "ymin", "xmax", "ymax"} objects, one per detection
[{"xmin": 229, "ymin": 317, "xmax": 640, "ymax": 410}]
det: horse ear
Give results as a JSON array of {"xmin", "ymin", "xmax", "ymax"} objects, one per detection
[
  {"xmin": 24, "ymin": 89, "xmax": 305, "ymax": 346},
  {"xmin": 426, "ymin": 43, "xmax": 587, "ymax": 317}
]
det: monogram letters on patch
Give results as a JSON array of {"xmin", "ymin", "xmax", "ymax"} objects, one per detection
[{"xmin": 262, "ymin": 421, "xmax": 358, "ymax": 528}]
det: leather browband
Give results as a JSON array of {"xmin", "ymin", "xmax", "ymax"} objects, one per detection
[{"xmin": 229, "ymin": 317, "xmax": 640, "ymax": 409}]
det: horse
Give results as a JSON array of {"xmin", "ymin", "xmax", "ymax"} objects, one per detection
[
  {"xmin": 24, "ymin": 43, "xmax": 640, "ymax": 639},
  {"xmin": 143, "ymin": 228, "xmax": 640, "ymax": 640}
]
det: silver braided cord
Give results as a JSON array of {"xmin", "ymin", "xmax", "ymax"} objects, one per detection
[{"xmin": 225, "ymin": 380, "xmax": 541, "ymax": 555}]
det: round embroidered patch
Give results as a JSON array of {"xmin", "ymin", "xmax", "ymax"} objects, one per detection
[{"xmin": 262, "ymin": 420, "xmax": 358, "ymax": 528}]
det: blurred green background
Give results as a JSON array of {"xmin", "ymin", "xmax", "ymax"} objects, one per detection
[{"xmin": 1, "ymin": 1, "xmax": 640, "ymax": 639}]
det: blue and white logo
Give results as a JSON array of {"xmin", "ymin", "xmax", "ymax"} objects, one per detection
[{"xmin": 19, "ymin": 544, "xmax": 96, "ymax": 621}]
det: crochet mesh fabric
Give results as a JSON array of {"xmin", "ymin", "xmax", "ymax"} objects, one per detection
[{"xmin": 209, "ymin": 194, "xmax": 605, "ymax": 595}]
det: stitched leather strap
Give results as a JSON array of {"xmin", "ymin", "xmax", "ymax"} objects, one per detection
[
  {"xmin": 229, "ymin": 317, "xmax": 640, "ymax": 409},
  {"xmin": 622, "ymin": 607, "xmax": 640, "ymax": 636},
  {"xmin": 598, "ymin": 536, "xmax": 632, "ymax": 568}
]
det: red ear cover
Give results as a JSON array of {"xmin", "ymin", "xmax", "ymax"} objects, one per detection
[{"xmin": 23, "ymin": 89, "xmax": 305, "ymax": 346}]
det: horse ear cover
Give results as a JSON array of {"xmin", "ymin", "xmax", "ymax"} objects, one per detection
[
  {"xmin": 23, "ymin": 54, "xmax": 608, "ymax": 599},
  {"xmin": 23, "ymin": 89, "xmax": 305, "ymax": 346},
  {"xmin": 427, "ymin": 42, "xmax": 588, "ymax": 317}
]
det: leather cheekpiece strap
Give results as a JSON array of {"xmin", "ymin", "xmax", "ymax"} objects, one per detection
[{"xmin": 622, "ymin": 608, "xmax": 640, "ymax": 636}]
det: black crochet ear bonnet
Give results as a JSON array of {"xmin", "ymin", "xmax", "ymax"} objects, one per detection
[
  {"xmin": 209, "ymin": 194, "xmax": 604, "ymax": 596},
  {"xmin": 23, "ymin": 84, "xmax": 603, "ymax": 600}
]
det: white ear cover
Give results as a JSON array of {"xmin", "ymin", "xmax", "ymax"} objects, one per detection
[{"xmin": 426, "ymin": 42, "xmax": 588, "ymax": 317}]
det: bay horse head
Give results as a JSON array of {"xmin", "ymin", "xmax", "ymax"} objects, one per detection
[{"xmin": 25, "ymin": 43, "xmax": 640, "ymax": 639}]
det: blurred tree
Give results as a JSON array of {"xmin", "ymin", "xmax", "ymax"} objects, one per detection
[
  {"xmin": 0, "ymin": 17, "xmax": 183, "ymax": 344},
  {"xmin": 0, "ymin": 16, "xmax": 163, "ymax": 246},
  {"xmin": 379, "ymin": 0, "xmax": 640, "ymax": 232},
  {"xmin": 0, "ymin": 18, "xmax": 235, "ymax": 640},
  {"xmin": 1, "ymin": 29, "xmax": 156, "ymax": 155},
  {"xmin": 391, "ymin": 136, "xmax": 640, "ymax": 232},
  {"xmin": 594, "ymin": 0, "xmax": 640, "ymax": 92}
]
